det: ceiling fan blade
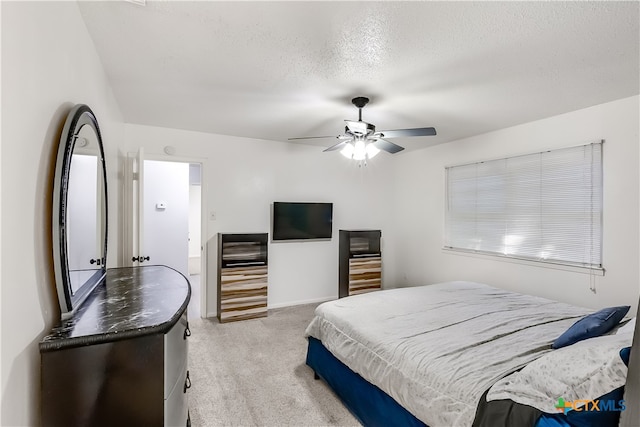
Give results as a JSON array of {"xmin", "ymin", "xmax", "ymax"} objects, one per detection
[
  {"xmin": 378, "ymin": 127, "xmax": 437, "ymax": 138},
  {"xmin": 288, "ymin": 135, "xmax": 339, "ymax": 141},
  {"xmin": 323, "ymin": 140, "xmax": 350, "ymax": 152},
  {"xmin": 373, "ymin": 138, "xmax": 405, "ymax": 154}
]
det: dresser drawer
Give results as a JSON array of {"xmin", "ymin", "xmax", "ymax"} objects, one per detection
[
  {"xmin": 220, "ymin": 265, "xmax": 268, "ymax": 290},
  {"xmin": 164, "ymin": 313, "xmax": 189, "ymax": 398},
  {"xmin": 164, "ymin": 362, "xmax": 189, "ymax": 427},
  {"xmin": 349, "ymin": 256, "xmax": 381, "ymax": 295},
  {"xmin": 219, "ymin": 265, "xmax": 268, "ymax": 322}
]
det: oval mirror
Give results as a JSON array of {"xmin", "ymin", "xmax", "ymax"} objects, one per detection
[{"xmin": 53, "ymin": 104, "xmax": 108, "ymax": 319}]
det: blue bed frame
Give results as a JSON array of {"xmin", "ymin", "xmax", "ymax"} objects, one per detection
[
  {"xmin": 306, "ymin": 336, "xmax": 425, "ymax": 427},
  {"xmin": 306, "ymin": 337, "xmax": 627, "ymax": 427}
]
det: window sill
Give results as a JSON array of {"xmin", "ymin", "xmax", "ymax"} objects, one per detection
[{"xmin": 441, "ymin": 247, "xmax": 605, "ymax": 276}]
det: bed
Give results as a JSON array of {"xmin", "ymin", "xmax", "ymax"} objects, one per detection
[{"xmin": 304, "ymin": 281, "xmax": 634, "ymax": 427}]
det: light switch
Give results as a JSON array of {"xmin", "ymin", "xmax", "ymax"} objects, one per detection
[{"xmin": 156, "ymin": 202, "xmax": 167, "ymax": 210}]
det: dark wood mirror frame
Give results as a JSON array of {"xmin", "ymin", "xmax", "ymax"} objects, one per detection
[{"xmin": 52, "ymin": 104, "xmax": 108, "ymax": 319}]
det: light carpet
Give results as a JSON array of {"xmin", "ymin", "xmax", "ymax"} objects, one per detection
[{"xmin": 187, "ymin": 303, "xmax": 360, "ymax": 427}]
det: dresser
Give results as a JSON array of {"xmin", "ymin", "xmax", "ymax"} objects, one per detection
[
  {"xmin": 339, "ymin": 230, "xmax": 382, "ymax": 297},
  {"xmin": 40, "ymin": 266, "xmax": 191, "ymax": 427},
  {"xmin": 217, "ymin": 233, "xmax": 268, "ymax": 322}
]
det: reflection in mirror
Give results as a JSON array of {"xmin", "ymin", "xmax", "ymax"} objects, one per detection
[
  {"xmin": 67, "ymin": 124, "xmax": 105, "ymax": 295},
  {"xmin": 53, "ymin": 104, "xmax": 108, "ymax": 319}
]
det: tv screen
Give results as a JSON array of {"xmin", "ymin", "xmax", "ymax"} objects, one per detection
[{"xmin": 272, "ymin": 202, "xmax": 333, "ymax": 241}]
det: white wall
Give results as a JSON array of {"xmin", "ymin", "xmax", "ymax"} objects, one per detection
[
  {"xmin": 0, "ymin": 2, "xmax": 124, "ymax": 425},
  {"xmin": 122, "ymin": 124, "xmax": 397, "ymax": 316},
  {"xmin": 390, "ymin": 96, "xmax": 640, "ymax": 314}
]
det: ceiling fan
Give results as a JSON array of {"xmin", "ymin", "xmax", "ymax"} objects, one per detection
[{"xmin": 288, "ymin": 97, "xmax": 437, "ymax": 162}]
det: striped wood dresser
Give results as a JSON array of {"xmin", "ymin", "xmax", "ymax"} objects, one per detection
[
  {"xmin": 217, "ymin": 233, "xmax": 268, "ymax": 323},
  {"xmin": 339, "ymin": 230, "xmax": 382, "ymax": 298}
]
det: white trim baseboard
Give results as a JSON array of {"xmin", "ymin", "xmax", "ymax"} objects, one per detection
[{"xmin": 268, "ymin": 296, "xmax": 336, "ymax": 309}]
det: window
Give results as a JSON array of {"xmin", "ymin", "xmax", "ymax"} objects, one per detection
[{"xmin": 445, "ymin": 142, "xmax": 603, "ymax": 270}]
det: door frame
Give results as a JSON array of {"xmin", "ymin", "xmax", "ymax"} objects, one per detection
[{"xmin": 124, "ymin": 152, "xmax": 209, "ymax": 319}]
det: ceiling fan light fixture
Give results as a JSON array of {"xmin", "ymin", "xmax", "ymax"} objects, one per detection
[
  {"xmin": 340, "ymin": 140, "xmax": 380, "ymax": 162},
  {"xmin": 340, "ymin": 142, "xmax": 355, "ymax": 159},
  {"xmin": 366, "ymin": 142, "xmax": 380, "ymax": 159},
  {"xmin": 352, "ymin": 140, "xmax": 367, "ymax": 161},
  {"xmin": 289, "ymin": 96, "xmax": 436, "ymax": 161}
]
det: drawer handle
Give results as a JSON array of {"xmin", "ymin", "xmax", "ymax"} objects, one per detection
[
  {"xmin": 184, "ymin": 322, "xmax": 191, "ymax": 339},
  {"xmin": 183, "ymin": 370, "xmax": 191, "ymax": 393}
]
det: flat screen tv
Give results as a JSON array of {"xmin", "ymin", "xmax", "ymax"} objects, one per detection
[{"xmin": 272, "ymin": 202, "xmax": 333, "ymax": 241}]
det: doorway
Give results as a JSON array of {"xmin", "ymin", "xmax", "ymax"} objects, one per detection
[
  {"xmin": 187, "ymin": 163, "xmax": 202, "ymax": 319},
  {"xmin": 126, "ymin": 153, "xmax": 206, "ymax": 319}
]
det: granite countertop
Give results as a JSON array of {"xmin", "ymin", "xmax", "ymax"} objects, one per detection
[{"xmin": 40, "ymin": 265, "xmax": 191, "ymax": 352}]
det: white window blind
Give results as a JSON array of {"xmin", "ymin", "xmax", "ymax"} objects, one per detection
[{"xmin": 445, "ymin": 142, "xmax": 603, "ymax": 269}]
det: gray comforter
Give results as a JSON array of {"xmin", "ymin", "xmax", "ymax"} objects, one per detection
[{"xmin": 305, "ymin": 281, "xmax": 591, "ymax": 427}]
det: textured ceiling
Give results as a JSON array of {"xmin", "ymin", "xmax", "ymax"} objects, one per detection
[{"xmin": 78, "ymin": 1, "xmax": 639, "ymax": 153}]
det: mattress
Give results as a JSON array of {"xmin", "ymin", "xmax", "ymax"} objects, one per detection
[{"xmin": 304, "ymin": 281, "xmax": 592, "ymax": 427}]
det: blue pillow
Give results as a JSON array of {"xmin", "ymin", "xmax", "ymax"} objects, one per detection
[
  {"xmin": 620, "ymin": 346, "xmax": 631, "ymax": 366},
  {"xmin": 552, "ymin": 306, "xmax": 630, "ymax": 349}
]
